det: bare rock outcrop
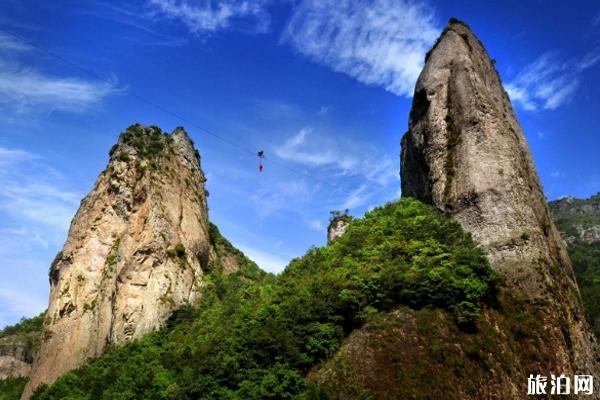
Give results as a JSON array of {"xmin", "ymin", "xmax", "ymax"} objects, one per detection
[
  {"xmin": 327, "ymin": 216, "xmax": 351, "ymax": 243},
  {"xmin": 0, "ymin": 333, "xmax": 39, "ymax": 379},
  {"xmin": 22, "ymin": 125, "xmax": 240, "ymax": 398},
  {"xmin": 401, "ymin": 19, "xmax": 598, "ymax": 392}
]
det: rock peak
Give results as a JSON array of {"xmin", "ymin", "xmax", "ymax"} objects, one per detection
[
  {"xmin": 22, "ymin": 124, "xmax": 238, "ymax": 398},
  {"xmin": 401, "ymin": 20, "xmax": 599, "ymax": 384}
]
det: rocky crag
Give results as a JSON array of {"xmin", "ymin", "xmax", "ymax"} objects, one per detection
[
  {"xmin": 327, "ymin": 215, "xmax": 351, "ymax": 243},
  {"xmin": 22, "ymin": 125, "xmax": 247, "ymax": 398},
  {"xmin": 400, "ymin": 18, "xmax": 597, "ymax": 372},
  {"xmin": 309, "ymin": 19, "xmax": 599, "ymax": 399}
]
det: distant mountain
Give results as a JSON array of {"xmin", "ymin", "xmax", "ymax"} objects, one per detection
[
  {"xmin": 550, "ymin": 193, "xmax": 600, "ymax": 338},
  {"xmin": 550, "ymin": 193, "xmax": 600, "ymax": 245}
]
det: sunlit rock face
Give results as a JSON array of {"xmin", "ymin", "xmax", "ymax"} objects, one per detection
[
  {"xmin": 401, "ymin": 18, "xmax": 599, "ymax": 393},
  {"xmin": 327, "ymin": 217, "xmax": 350, "ymax": 243},
  {"xmin": 23, "ymin": 125, "xmax": 237, "ymax": 398}
]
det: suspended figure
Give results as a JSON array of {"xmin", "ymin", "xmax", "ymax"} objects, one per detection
[{"xmin": 257, "ymin": 150, "xmax": 265, "ymax": 172}]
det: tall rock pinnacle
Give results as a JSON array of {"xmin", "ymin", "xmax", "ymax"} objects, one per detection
[
  {"xmin": 401, "ymin": 19, "xmax": 598, "ymax": 385},
  {"xmin": 23, "ymin": 125, "xmax": 239, "ymax": 398}
]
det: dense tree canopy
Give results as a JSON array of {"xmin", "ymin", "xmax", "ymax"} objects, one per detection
[{"xmin": 4, "ymin": 199, "xmax": 498, "ymax": 400}]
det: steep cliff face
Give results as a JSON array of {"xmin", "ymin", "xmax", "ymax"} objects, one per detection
[
  {"xmin": 400, "ymin": 18, "xmax": 598, "ymax": 373},
  {"xmin": 23, "ymin": 125, "xmax": 243, "ymax": 398},
  {"xmin": 309, "ymin": 19, "xmax": 599, "ymax": 399}
]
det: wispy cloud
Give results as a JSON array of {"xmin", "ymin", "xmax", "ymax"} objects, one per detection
[
  {"xmin": 0, "ymin": 32, "xmax": 31, "ymax": 52},
  {"xmin": 275, "ymin": 128, "xmax": 357, "ymax": 171},
  {"xmin": 0, "ymin": 61, "xmax": 120, "ymax": 115},
  {"xmin": 0, "ymin": 34, "xmax": 120, "ymax": 115},
  {"xmin": 274, "ymin": 127, "xmax": 398, "ymax": 186},
  {"xmin": 0, "ymin": 146, "xmax": 79, "ymax": 326},
  {"xmin": 505, "ymin": 48, "xmax": 600, "ymax": 111},
  {"xmin": 0, "ymin": 286, "xmax": 47, "ymax": 327},
  {"xmin": 147, "ymin": 0, "xmax": 271, "ymax": 35},
  {"xmin": 273, "ymin": 127, "xmax": 399, "ymax": 211},
  {"xmin": 80, "ymin": 2, "xmax": 188, "ymax": 47},
  {"xmin": 283, "ymin": 0, "xmax": 440, "ymax": 97},
  {"xmin": 0, "ymin": 146, "xmax": 80, "ymax": 231},
  {"xmin": 341, "ymin": 184, "xmax": 370, "ymax": 209}
]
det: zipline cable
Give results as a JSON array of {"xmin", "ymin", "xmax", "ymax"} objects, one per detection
[{"xmin": 0, "ymin": 29, "xmax": 354, "ymax": 195}]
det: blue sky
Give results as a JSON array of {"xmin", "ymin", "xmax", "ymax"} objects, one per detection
[{"xmin": 1, "ymin": 0, "xmax": 599, "ymax": 328}]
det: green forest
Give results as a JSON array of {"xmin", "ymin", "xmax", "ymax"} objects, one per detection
[{"xmin": 2, "ymin": 198, "xmax": 498, "ymax": 400}]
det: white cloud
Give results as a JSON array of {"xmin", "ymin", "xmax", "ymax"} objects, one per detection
[
  {"xmin": 0, "ymin": 61, "xmax": 120, "ymax": 115},
  {"xmin": 147, "ymin": 0, "xmax": 271, "ymax": 35},
  {"xmin": 578, "ymin": 47, "xmax": 600, "ymax": 70},
  {"xmin": 0, "ymin": 32, "xmax": 31, "ymax": 52},
  {"xmin": 0, "ymin": 146, "xmax": 79, "ymax": 325},
  {"xmin": 0, "ymin": 146, "xmax": 80, "ymax": 231},
  {"xmin": 274, "ymin": 127, "xmax": 399, "ymax": 187},
  {"xmin": 0, "ymin": 286, "xmax": 47, "ymax": 327},
  {"xmin": 79, "ymin": 2, "xmax": 188, "ymax": 47},
  {"xmin": 506, "ymin": 49, "xmax": 600, "ymax": 111},
  {"xmin": 0, "ymin": 33, "xmax": 120, "ymax": 115},
  {"xmin": 0, "ymin": 146, "xmax": 38, "ymax": 166},
  {"xmin": 275, "ymin": 128, "xmax": 357, "ymax": 170},
  {"xmin": 341, "ymin": 184, "xmax": 370, "ymax": 209},
  {"xmin": 283, "ymin": 0, "xmax": 440, "ymax": 97}
]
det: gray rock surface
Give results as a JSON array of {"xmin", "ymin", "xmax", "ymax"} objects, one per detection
[{"xmin": 401, "ymin": 19, "xmax": 599, "ymax": 391}]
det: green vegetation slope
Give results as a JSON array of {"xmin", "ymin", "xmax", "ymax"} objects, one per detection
[{"xmin": 24, "ymin": 198, "xmax": 496, "ymax": 400}]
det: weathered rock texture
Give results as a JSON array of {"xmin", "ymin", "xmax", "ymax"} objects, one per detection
[
  {"xmin": 23, "ymin": 125, "xmax": 243, "ymax": 398},
  {"xmin": 396, "ymin": 19, "xmax": 599, "ymax": 396},
  {"xmin": 0, "ymin": 333, "xmax": 39, "ymax": 379},
  {"xmin": 550, "ymin": 193, "xmax": 600, "ymax": 244},
  {"xmin": 327, "ymin": 216, "xmax": 351, "ymax": 243}
]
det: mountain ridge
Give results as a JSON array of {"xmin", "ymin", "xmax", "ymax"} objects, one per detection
[{"xmin": 21, "ymin": 124, "xmax": 254, "ymax": 398}]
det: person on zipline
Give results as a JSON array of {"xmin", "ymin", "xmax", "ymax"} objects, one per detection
[{"xmin": 257, "ymin": 150, "xmax": 265, "ymax": 172}]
